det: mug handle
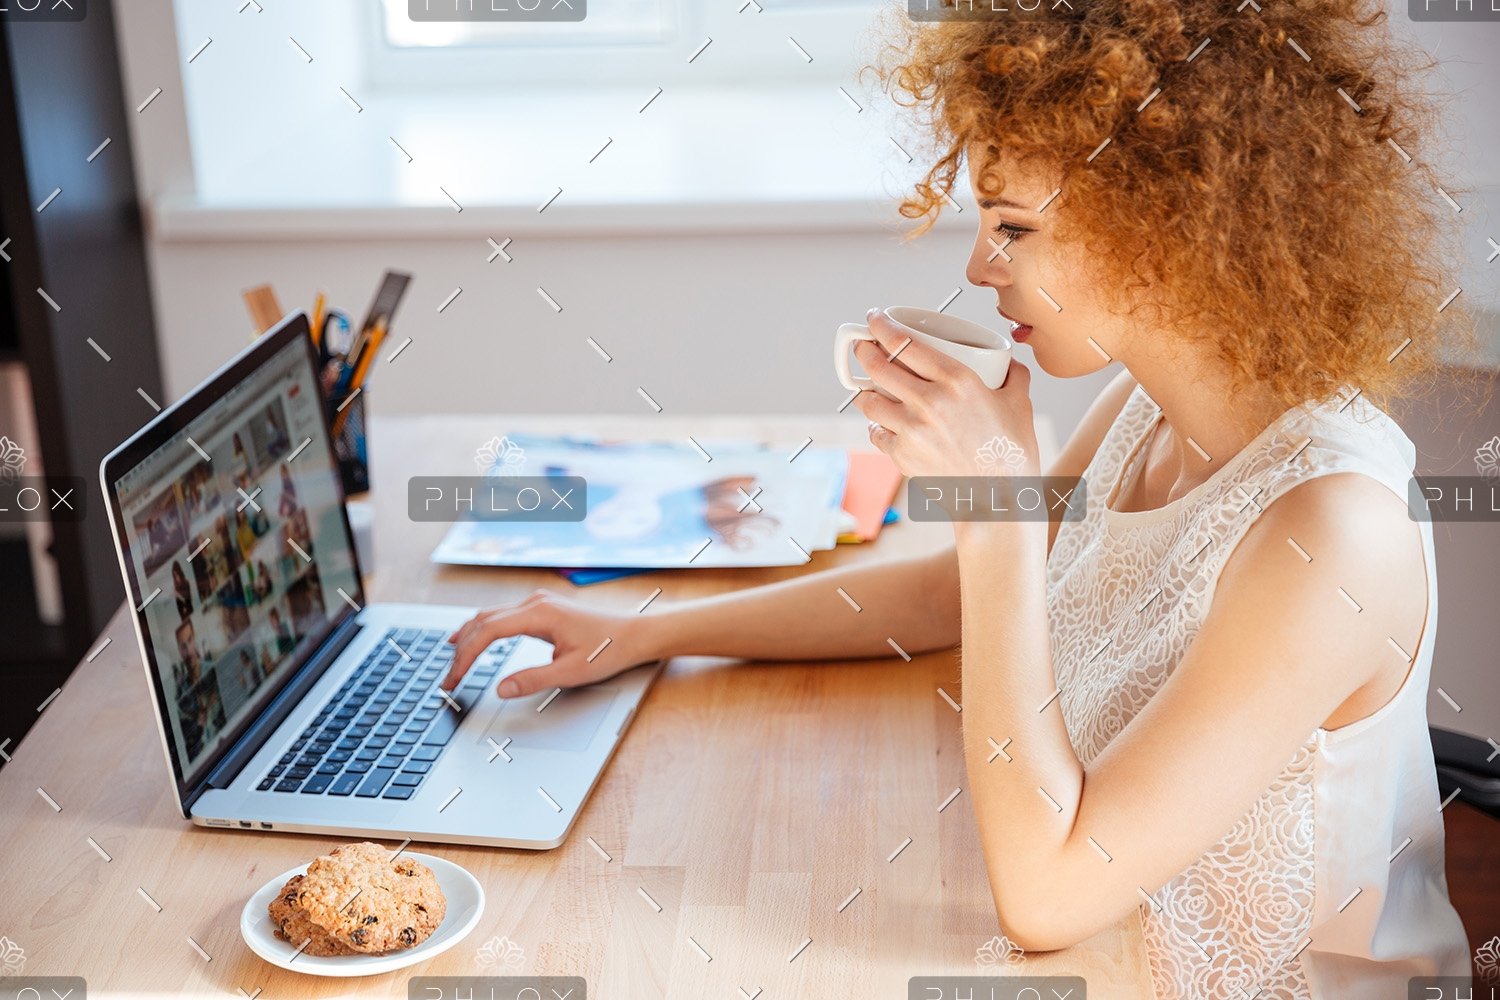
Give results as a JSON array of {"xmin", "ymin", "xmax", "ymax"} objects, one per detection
[{"xmin": 835, "ymin": 323, "xmax": 877, "ymax": 392}]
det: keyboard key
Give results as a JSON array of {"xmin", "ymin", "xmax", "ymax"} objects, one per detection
[
  {"xmin": 411, "ymin": 745, "xmax": 443, "ymax": 761},
  {"xmin": 391, "ymin": 772, "xmax": 423, "ymax": 786},
  {"xmin": 382, "ymin": 785, "xmax": 416, "ymax": 801},
  {"xmin": 348, "ymin": 725, "xmax": 373, "ymax": 739},
  {"xmin": 257, "ymin": 778, "xmax": 275, "ymax": 791},
  {"xmin": 401, "ymin": 760, "xmax": 432, "ymax": 774},
  {"xmin": 316, "ymin": 761, "xmax": 342, "ymax": 775},
  {"xmin": 329, "ymin": 750, "xmax": 353, "ymax": 763},
  {"xmin": 279, "ymin": 752, "xmax": 297, "ymax": 766},
  {"xmin": 422, "ymin": 712, "xmax": 462, "ymax": 746},
  {"xmin": 269, "ymin": 764, "xmax": 286, "ymax": 778},
  {"xmin": 275, "ymin": 777, "xmax": 302, "ymax": 792},
  {"xmin": 386, "ymin": 743, "xmax": 412, "ymax": 757},
  {"xmin": 378, "ymin": 756, "xmax": 406, "ymax": 769},
  {"xmin": 356, "ymin": 768, "xmax": 397, "ymax": 797},
  {"xmin": 286, "ymin": 766, "xmax": 312, "ymax": 780},
  {"xmin": 395, "ymin": 733, "xmax": 419, "ymax": 745},
  {"xmin": 329, "ymin": 773, "xmax": 361, "ymax": 796},
  {"xmin": 296, "ymin": 754, "xmax": 322, "ymax": 768},
  {"xmin": 347, "ymin": 760, "xmax": 372, "ymax": 773},
  {"xmin": 356, "ymin": 748, "xmax": 382, "ymax": 762},
  {"xmin": 300, "ymin": 725, "xmax": 318, "ymax": 739},
  {"xmin": 301, "ymin": 774, "xmax": 333, "ymax": 794},
  {"xmin": 367, "ymin": 737, "xmax": 391, "ymax": 750}
]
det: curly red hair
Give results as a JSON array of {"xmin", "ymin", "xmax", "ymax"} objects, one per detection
[{"xmin": 862, "ymin": 0, "xmax": 1487, "ymax": 429}]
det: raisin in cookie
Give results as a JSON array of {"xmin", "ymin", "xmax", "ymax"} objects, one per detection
[
  {"xmin": 292, "ymin": 842, "xmax": 446, "ymax": 953},
  {"xmin": 266, "ymin": 874, "xmax": 357, "ymax": 956}
]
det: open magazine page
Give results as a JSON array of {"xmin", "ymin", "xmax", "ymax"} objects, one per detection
[{"xmin": 430, "ymin": 435, "xmax": 849, "ymax": 569}]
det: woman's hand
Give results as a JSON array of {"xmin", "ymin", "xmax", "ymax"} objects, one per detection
[
  {"xmin": 440, "ymin": 589, "xmax": 657, "ymax": 698},
  {"xmin": 851, "ymin": 307, "xmax": 1040, "ymax": 480}
]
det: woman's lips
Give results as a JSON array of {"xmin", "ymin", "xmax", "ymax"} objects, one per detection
[{"xmin": 998, "ymin": 307, "xmax": 1031, "ymax": 342}]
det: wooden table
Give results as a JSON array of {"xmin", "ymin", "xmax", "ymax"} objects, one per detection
[{"xmin": 0, "ymin": 413, "xmax": 1154, "ymax": 998}]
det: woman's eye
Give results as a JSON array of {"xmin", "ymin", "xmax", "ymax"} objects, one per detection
[{"xmin": 991, "ymin": 222, "xmax": 1032, "ymax": 241}]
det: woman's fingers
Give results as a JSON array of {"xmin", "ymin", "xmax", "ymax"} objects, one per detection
[
  {"xmin": 440, "ymin": 604, "xmax": 552, "ymax": 690},
  {"xmin": 495, "ymin": 660, "xmax": 578, "ymax": 699},
  {"xmin": 445, "ymin": 588, "xmax": 555, "ymax": 646},
  {"xmin": 853, "ymin": 384, "xmax": 903, "ymax": 431},
  {"xmin": 865, "ymin": 311, "xmax": 969, "ymax": 383},
  {"xmin": 851, "ymin": 340, "xmax": 924, "ymax": 401}
]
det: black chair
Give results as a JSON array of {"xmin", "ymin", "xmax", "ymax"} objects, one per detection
[{"xmin": 1432, "ymin": 727, "xmax": 1500, "ymax": 821}]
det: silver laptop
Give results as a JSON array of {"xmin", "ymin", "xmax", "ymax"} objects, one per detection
[{"xmin": 100, "ymin": 313, "xmax": 661, "ymax": 848}]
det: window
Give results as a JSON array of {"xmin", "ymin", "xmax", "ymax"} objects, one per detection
[
  {"xmin": 363, "ymin": 0, "xmax": 883, "ymax": 89},
  {"xmin": 382, "ymin": 0, "xmax": 672, "ymax": 48}
]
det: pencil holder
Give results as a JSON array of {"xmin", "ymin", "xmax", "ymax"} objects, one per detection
[{"xmin": 328, "ymin": 389, "xmax": 370, "ymax": 497}]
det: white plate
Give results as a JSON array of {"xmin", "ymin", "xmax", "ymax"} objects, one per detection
[{"xmin": 240, "ymin": 852, "xmax": 485, "ymax": 977}]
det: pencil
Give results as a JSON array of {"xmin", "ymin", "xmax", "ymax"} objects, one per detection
[
  {"xmin": 348, "ymin": 318, "xmax": 386, "ymax": 394},
  {"xmin": 311, "ymin": 291, "xmax": 326, "ymax": 349}
]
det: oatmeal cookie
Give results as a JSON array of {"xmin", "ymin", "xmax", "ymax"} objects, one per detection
[
  {"xmin": 266, "ymin": 874, "xmax": 356, "ymax": 956},
  {"xmin": 291, "ymin": 841, "xmax": 446, "ymax": 953}
]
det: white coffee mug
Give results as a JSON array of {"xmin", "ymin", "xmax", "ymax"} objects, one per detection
[{"xmin": 835, "ymin": 306, "xmax": 1012, "ymax": 393}]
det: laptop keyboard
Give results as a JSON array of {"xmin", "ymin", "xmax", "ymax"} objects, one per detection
[{"xmin": 254, "ymin": 627, "xmax": 517, "ymax": 801}]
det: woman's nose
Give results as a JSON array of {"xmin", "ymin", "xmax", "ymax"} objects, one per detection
[{"xmin": 966, "ymin": 250, "xmax": 1005, "ymax": 290}]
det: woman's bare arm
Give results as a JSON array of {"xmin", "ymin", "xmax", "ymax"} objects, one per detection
[
  {"xmin": 649, "ymin": 544, "xmax": 960, "ymax": 660},
  {"xmin": 444, "ymin": 370, "xmax": 1139, "ymax": 691}
]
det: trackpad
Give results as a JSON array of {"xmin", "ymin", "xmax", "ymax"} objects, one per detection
[{"xmin": 478, "ymin": 685, "xmax": 618, "ymax": 752}]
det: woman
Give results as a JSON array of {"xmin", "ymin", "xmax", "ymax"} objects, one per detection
[
  {"xmin": 278, "ymin": 463, "xmax": 298, "ymax": 518},
  {"xmin": 172, "ymin": 561, "xmax": 193, "ymax": 620},
  {"xmin": 443, "ymin": 0, "xmax": 1483, "ymax": 995}
]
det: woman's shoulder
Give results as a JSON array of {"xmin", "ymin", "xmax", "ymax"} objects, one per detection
[{"xmin": 1275, "ymin": 386, "xmax": 1420, "ymax": 503}]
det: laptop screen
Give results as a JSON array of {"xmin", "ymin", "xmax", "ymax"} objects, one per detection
[{"xmin": 110, "ymin": 332, "xmax": 361, "ymax": 786}]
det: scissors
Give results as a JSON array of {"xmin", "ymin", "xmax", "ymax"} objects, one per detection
[{"xmin": 318, "ymin": 309, "xmax": 354, "ymax": 364}]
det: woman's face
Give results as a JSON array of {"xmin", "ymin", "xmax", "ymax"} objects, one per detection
[{"xmin": 963, "ymin": 151, "xmax": 1129, "ymax": 379}]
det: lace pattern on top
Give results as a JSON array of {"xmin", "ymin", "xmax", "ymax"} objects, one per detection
[{"xmin": 1044, "ymin": 384, "xmax": 1407, "ymax": 999}]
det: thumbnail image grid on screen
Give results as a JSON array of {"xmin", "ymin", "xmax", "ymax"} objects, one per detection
[{"xmin": 118, "ymin": 341, "xmax": 358, "ymax": 779}]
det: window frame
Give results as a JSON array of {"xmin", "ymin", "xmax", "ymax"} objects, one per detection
[{"xmin": 357, "ymin": 0, "xmax": 884, "ymax": 91}]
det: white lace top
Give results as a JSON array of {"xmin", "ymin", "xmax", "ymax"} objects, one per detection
[{"xmin": 1045, "ymin": 382, "xmax": 1471, "ymax": 998}]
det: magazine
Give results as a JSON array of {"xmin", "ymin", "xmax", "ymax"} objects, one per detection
[{"xmin": 430, "ymin": 434, "xmax": 850, "ymax": 569}]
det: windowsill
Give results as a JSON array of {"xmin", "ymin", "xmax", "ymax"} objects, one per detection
[
  {"xmin": 148, "ymin": 193, "xmax": 960, "ymax": 240},
  {"xmin": 158, "ymin": 81, "xmax": 964, "ymax": 240}
]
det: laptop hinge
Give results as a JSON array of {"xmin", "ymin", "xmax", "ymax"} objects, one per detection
[{"xmin": 189, "ymin": 615, "xmax": 365, "ymax": 809}]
